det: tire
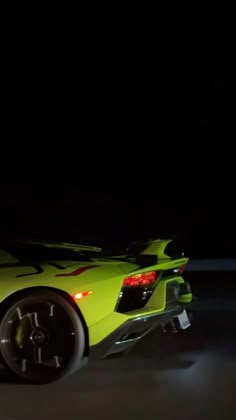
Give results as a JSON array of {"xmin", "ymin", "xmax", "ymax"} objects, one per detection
[{"xmin": 0, "ymin": 290, "xmax": 86, "ymax": 384}]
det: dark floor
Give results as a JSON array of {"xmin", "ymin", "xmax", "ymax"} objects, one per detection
[{"xmin": 1, "ymin": 272, "xmax": 236, "ymax": 420}]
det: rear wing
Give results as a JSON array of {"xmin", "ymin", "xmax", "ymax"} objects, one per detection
[
  {"xmin": 22, "ymin": 238, "xmax": 181, "ymax": 260},
  {"xmin": 127, "ymin": 238, "xmax": 185, "ymax": 260},
  {"xmin": 103, "ymin": 238, "xmax": 188, "ymax": 268},
  {"xmin": 121, "ymin": 238, "xmax": 189, "ymax": 272},
  {"xmin": 15, "ymin": 238, "xmax": 187, "ymax": 267}
]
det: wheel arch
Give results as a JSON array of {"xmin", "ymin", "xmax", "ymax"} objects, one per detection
[{"xmin": 0, "ymin": 286, "xmax": 89, "ymax": 357}]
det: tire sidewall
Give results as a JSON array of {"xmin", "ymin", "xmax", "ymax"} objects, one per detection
[{"xmin": 0, "ymin": 290, "xmax": 86, "ymax": 384}]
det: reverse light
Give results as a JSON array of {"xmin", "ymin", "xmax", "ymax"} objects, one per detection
[
  {"xmin": 73, "ymin": 291, "xmax": 93, "ymax": 300},
  {"xmin": 123, "ymin": 271, "xmax": 158, "ymax": 287}
]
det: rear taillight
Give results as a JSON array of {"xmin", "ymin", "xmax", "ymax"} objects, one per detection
[
  {"xmin": 179, "ymin": 265, "xmax": 186, "ymax": 275},
  {"xmin": 123, "ymin": 271, "xmax": 158, "ymax": 287}
]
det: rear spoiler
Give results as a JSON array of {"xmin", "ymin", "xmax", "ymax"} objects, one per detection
[
  {"xmin": 15, "ymin": 238, "xmax": 185, "ymax": 266},
  {"xmin": 127, "ymin": 238, "xmax": 185, "ymax": 260}
]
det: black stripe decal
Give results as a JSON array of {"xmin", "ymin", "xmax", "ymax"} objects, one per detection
[
  {"xmin": 0, "ymin": 261, "xmax": 79, "ymax": 277},
  {"xmin": 48, "ymin": 262, "xmax": 66, "ymax": 269},
  {"xmin": 0, "ymin": 263, "xmax": 28, "ymax": 269},
  {"xmin": 0, "ymin": 262, "xmax": 44, "ymax": 277},
  {"xmin": 16, "ymin": 264, "xmax": 44, "ymax": 278},
  {"xmin": 48, "ymin": 262, "xmax": 77, "ymax": 270}
]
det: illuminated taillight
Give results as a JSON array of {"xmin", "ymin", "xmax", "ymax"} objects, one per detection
[
  {"xmin": 73, "ymin": 291, "xmax": 93, "ymax": 300},
  {"xmin": 179, "ymin": 265, "xmax": 186, "ymax": 275},
  {"xmin": 123, "ymin": 271, "xmax": 158, "ymax": 287}
]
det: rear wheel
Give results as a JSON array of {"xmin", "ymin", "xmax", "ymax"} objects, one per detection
[{"xmin": 0, "ymin": 290, "xmax": 86, "ymax": 384}]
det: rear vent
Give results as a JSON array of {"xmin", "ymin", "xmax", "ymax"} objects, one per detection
[{"xmin": 116, "ymin": 287, "xmax": 153, "ymax": 313}]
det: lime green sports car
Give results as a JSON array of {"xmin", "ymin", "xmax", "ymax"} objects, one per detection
[{"xmin": 0, "ymin": 238, "xmax": 193, "ymax": 384}]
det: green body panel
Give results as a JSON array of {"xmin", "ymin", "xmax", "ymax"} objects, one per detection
[
  {"xmin": 88, "ymin": 275, "xmax": 190, "ymax": 345},
  {"xmin": 0, "ymin": 239, "xmax": 192, "ymax": 348},
  {"xmin": 0, "ymin": 262, "xmax": 125, "ymax": 327}
]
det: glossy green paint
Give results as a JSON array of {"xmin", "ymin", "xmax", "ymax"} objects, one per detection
[
  {"xmin": 0, "ymin": 262, "xmax": 126, "ymax": 327},
  {"xmin": 88, "ymin": 274, "xmax": 192, "ymax": 345},
  {"xmin": 140, "ymin": 238, "xmax": 172, "ymax": 258},
  {"xmin": 0, "ymin": 239, "xmax": 192, "ymax": 348}
]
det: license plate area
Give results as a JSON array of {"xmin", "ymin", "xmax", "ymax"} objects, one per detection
[{"xmin": 175, "ymin": 309, "xmax": 191, "ymax": 330}]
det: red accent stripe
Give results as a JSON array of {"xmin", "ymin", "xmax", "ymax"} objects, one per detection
[{"xmin": 55, "ymin": 265, "xmax": 99, "ymax": 277}]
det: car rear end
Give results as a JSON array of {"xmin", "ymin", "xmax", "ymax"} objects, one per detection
[{"xmin": 90, "ymin": 239, "xmax": 193, "ymax": 359}]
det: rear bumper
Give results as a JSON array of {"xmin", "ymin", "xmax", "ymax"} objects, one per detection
[{"xmin": 90, "ymin": 304, "xmax": 189, "ymax": 359}]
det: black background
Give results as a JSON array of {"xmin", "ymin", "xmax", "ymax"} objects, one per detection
[{"xmin": 1, "ymin": 5, "xmax": 235, "ymax": 256}]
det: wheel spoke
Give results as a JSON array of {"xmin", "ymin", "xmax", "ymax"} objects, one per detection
[
  {"xmin": 54, "ymin": 355, "xmax": 60, "ymax": 368},
  {"xmin": 21, "ymin": 359, "xmax": 27, "ymax": 372},
  {"xmin": 49, "ymin": 304, "xmax": 55, "ymax": 317},
  {"xmin": 28, "ymin": 312, "xmax": 40, "ymax": 328},
  {"xmin": 34, "ymin": 347, "xmax": 42, "ymax": 364},
  {"xmin": 16, "ymin": 307, "xmax": 23, "ymax": 320}
]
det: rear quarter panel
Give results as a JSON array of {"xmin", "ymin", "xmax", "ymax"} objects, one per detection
[{"xmin": 0, "ymin": 263, "xmax": 126, "ymax": 327}]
